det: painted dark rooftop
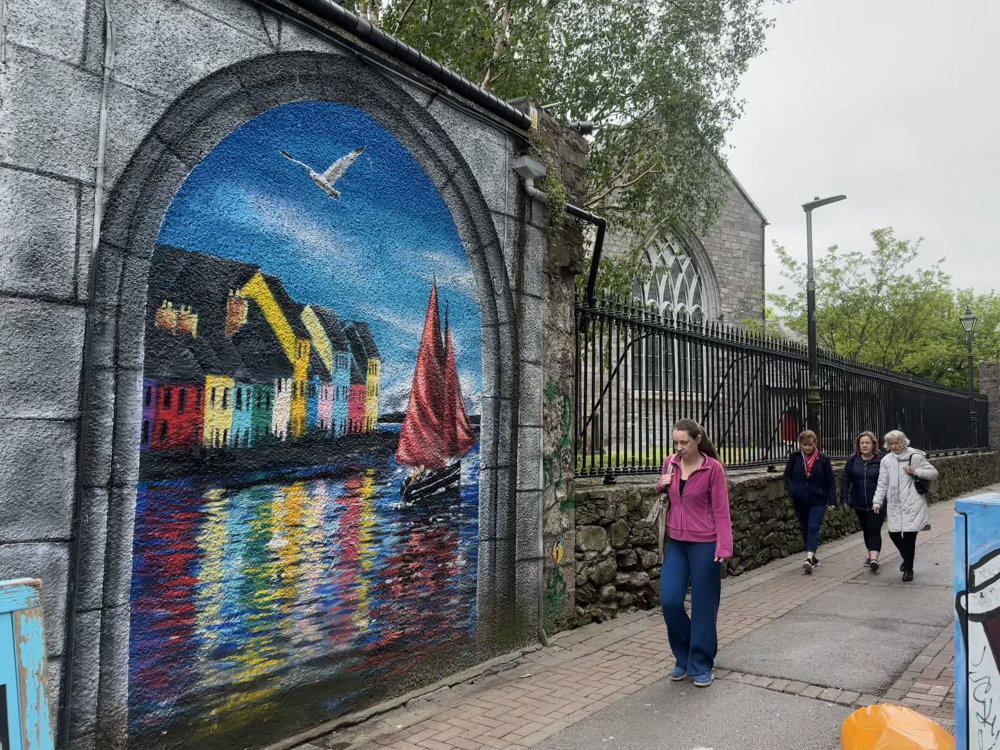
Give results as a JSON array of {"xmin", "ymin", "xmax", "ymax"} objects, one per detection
[
  {"xmin": 307, "ymin": 305, "xmax": 351, "ymax": 352},
  {"xmin": 345, "ymin": 321, "xmax": 380, "ymax": 364}
]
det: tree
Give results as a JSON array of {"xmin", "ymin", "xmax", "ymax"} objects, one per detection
[
  {"xmin": 768, "ymin": 227, "xmax": 1000, "ymax": 388},
  {"xmin": 348, "ymin": 0, "xmax": 779, "ymax": 283}
]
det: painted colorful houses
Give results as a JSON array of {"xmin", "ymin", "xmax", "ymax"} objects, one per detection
[{"xmin": 141, "ymin": 245, "xmax": 382, "ymax": 453}]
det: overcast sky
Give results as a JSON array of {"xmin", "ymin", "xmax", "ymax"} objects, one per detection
[{"xmin": 725, "ymin": 0, "xmax": 1000, "ymax": 302}]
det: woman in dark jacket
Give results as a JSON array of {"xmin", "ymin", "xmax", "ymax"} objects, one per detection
[
  {"xmin": 841, "ymin": 431, "xmax": 884, "ymax": 572},
  {"xmin": 784, "ymin": 430, "xmax": 836, "ymax": 574}
]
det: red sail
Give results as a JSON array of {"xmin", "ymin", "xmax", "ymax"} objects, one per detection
[
  {"xmin": 443, "ymin": 305, "xmax": 477, "ymax": 460},
  {"xmin": 395, "ymin": 284, "xmax": 448, "ymax": 469}
]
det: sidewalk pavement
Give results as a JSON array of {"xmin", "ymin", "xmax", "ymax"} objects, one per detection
[{"xmin": 274, "ymin": 484, "xmax": 999, "ymax": 750}]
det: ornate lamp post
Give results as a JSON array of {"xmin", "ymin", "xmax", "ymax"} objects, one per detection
[
  {"xmin": 960, "ymin": 305, "xmax": 978, "ymax": 448},
  {"xmin": 802, "ymin": 194, "xmax": 847, "ymax": 437}
]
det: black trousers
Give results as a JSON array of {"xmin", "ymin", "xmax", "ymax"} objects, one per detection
[
  {"xmin": 854, "ymin": 508, "xmax": 885, "ymax": 553},
  {"xmin": 889, "ymin": 531, "xmax": 918, "ymax": 572}
]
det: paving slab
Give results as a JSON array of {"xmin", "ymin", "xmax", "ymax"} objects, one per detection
[
  {"xmin": 717, "ymin": 605, "xmax": 944, "ymax": 694},
  {"xmin": 796, "ymin": 580, "xmax": 954, "ymax": 627},
  {"xmin": 534, "ymin": 678, "xmax": 852, "ymax": 750}
]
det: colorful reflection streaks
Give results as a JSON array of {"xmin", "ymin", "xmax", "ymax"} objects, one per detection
[{"xmin": 129, "ymin": 445, "xmax": 479, "ymax": 748}]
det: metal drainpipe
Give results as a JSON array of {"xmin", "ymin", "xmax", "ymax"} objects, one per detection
[
  {"xmin": 522, "ymin": 183, "xmax": 607, "ymax": 647},
  {"xmin": 523, "ymin": 180, "xmax": 607, "ymax": 316},
  {"xmin": 61, "ymin": 2, "xmax": 116, "ymax": 747}
]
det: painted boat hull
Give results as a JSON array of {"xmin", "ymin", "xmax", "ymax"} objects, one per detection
[{"xmin": 400, "ymin": 462, "xmax": 461, "ymax": 501}]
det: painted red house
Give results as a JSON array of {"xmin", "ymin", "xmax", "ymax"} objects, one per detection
[
  {"xmin": 347, "ymin": 359, "xmax": 367, "ymax": 433},
  {"xmin": 143, "ymin": 326, "xmax": 212, "ymax": 451}
]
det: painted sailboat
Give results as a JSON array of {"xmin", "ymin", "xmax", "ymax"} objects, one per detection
[{"xmin": 397, "ymin": 283, "xmax": 477, "ymax": 501}]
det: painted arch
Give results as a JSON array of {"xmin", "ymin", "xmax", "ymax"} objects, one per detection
[{"xmin": 77, "ymin": 52, "xmax": 518, "ymax": 750}]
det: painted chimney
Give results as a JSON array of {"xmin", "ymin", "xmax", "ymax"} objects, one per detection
[
  {"xmin": 225, "ymin": 290, "xmax": 248, "ymax": 338},
  {"xmin": 178, "ymin": 305, "xmax": 199, "ymax": 338},
  {"xmin": 154, "ymin": 300, "xmax": 178, "ymax": 334}
]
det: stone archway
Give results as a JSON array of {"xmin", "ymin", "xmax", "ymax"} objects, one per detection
[{"xmin": 75, "ymin": 51, "xmax": 517, "ymax": 748}]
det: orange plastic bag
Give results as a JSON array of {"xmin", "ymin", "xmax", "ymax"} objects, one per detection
[{"xmin": 842, "ymin": 705, "xmax": 954, "ymax": 750}]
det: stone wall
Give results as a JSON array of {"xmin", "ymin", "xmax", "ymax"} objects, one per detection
[
  {"xmin": 600, "ymin": 165, "xmax": 767, "ymax": 325},
  {"xmin": 1, "ymin": 3, "xmax": 554, "ymax": 748},
  {"xmin": 572, "ymin": 452, "xmax": 1000, "ymax": 624},
  {"xmin": 697, "ymin": 171, "xmax": 767, "ymax": 324},
  {"xmin": 533, "ymin": 111, "xmax": 589, "ymax": 634}
]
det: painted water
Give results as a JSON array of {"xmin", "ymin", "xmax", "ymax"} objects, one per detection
[{"xmin": 129, "ymin": 433, "xmax": 480, "ymax": 748}]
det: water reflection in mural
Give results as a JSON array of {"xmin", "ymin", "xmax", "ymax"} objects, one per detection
[{"xmin": 130, "ymin": 435, "xmax": 479, "ymax": 745}]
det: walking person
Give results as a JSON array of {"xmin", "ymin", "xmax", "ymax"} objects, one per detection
[
  {"xmin": 655, "ymin": 419, "xmax": 732, "ymax": 688},
  {"xmin": 784, "ymin": 430, "xmax": 836, "ymax": 574},
  {"xmin": 841, "ymin": 431, "xmax": 885, "ymax": 572},
  {"xmin": 872, "ymin": 430, "xmax": 938, "ymax": 582}
]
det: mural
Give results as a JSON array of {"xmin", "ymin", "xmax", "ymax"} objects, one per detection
[{"xmin": 129, "ymin": 102, "xmax": 483, "ymax": 748}]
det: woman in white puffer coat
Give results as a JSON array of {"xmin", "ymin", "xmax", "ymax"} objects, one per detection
[{"xmin": 872, "ymin": 430, "xmax": 939, "ymax": 582}]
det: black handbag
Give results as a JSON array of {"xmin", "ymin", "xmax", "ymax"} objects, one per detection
[{"xmin": 908, "ymin": 455, "xmax": 931, "ymax": 495}]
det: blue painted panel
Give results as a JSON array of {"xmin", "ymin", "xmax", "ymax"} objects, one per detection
[
  {"xmin": 0, "ymin": 613, "xmax": 24, "ymax": 750},
  {"xmin": 13, "ymin": 609, "xmax": 52, "ymax": 750},
  {"xmin": 955, "ymin": 492, "xmax": 1000, "ymax": 749},
  {"xmin": 955, "ymin": 509, "xmax": 968, "ymax": 749}
]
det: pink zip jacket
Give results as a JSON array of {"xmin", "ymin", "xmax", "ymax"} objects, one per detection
[{"xmin": 656, "ymin": 454, "xmax": 733, "ymax": 559}]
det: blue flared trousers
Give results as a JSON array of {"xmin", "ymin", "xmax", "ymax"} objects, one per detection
[{"xmin": 660, "ymin": 539, "xmax": 721, "ymax": 677}]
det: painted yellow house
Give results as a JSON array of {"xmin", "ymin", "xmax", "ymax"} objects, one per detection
[
  {"xmin": 365, "ymin": 358, "xmax": 381, "ymax": 431},
  {"xmin": 237, "ymin": 272, "xmax": 311, "ymax": 440},
  {"xmin": 203, "ymin": 374, "xmax": 235, "ymax": 448}
]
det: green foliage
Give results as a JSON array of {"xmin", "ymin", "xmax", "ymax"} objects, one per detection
[
  {"xmin": 350, "ymin": 0, "xmax": 780, "ymax": 283},
  {"xmin": 769, "ymin": 227, "xmax": 1000, "ymax": 387}
]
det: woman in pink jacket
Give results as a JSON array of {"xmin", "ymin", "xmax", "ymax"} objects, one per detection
[{"xmin": 654, "ymin": 419, "xmax": 733, "ymax": 688}]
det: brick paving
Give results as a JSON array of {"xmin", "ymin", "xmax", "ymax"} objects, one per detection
[{"xmin": 269, "ymin": 495, "xmax": 973, "ymax": 750}]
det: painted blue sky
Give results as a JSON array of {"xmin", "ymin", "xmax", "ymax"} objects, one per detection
[{"xmin": 158, "ymin": 101, "xmax": 482, "ymax": 414}]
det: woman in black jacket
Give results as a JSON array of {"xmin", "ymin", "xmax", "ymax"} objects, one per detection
[
  {"xmin": 841, "ymin": 431, "xmax": 885, "ymax": 572},
  {"xmin": 784, "ymin": 430, "xmax": 836, "ymax": 574}
]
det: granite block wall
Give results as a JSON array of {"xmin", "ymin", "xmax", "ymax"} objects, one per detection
[{"xmin": 0, "ymin": 3, "xmax": 558, "ymax": 748}]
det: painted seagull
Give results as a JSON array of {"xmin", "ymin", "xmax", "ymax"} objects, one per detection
[{"xmin": 279, "ymin": 146, "xmax": 365, "ymax": 199}]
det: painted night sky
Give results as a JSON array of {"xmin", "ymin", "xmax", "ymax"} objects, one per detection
[{"xmin": 158, "ymin": 101, "xmax": 482, "ymax": 415}]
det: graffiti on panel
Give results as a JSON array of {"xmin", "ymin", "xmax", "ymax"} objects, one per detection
[
  {"xmin": 958, "ymin": 546, "xmax": 1000, "ymax": 749},
  {"xmin": 129, "ymin": 102, "xmax": 482, "ymax": 748}
]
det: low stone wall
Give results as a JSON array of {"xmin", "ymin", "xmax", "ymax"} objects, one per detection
[{"xmin": 572, "ymin": 452, "xmax": 1000, "ymax": 625}]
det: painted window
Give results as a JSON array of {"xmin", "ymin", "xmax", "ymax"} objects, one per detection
[
  {"xmin": 142, "ymin": 420, "xmax": 149, "ymax": 444},
  {"xmin": 163, "ymin": 387, "xmax": 172, "ymax": 409},
  {"xmin": 159, "ymin": 420, "xmax": 168, "ymax": 442},
  {"xmin": 236, "ymin": 388, "xmax": 243, "ymax": 411},
  {"xmin": 144, "ymin": 387, "xmax": 152, "ymax": 407},
  {"xmin": 178, "ymin": 388, "xmax": 187, "ymax": 414},
  {"xmin": 222, "ymin": 388, "xmax": 229, "ymax": 409}
]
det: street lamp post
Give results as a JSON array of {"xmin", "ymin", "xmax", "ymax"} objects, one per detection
[
  {"xmin": 802, "ymin": 195, "xmax": 847, "ymax": 438},
  {"xmin": 960, "ymin": 305, "xmax": 978, "ymax": 448}
]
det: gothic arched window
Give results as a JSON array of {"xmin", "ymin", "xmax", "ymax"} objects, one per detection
[
  {"xmin": 633, "ymin": 237, "xmax": 706, "ymax": 393},
  {"xmin": 635, "ymin": 237, "xmax": 706, "ymax": 323}
]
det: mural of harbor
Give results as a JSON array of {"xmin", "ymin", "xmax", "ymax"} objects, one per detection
[{"xmin": 130, "ymin": 101, "xmax": 483, "ymax": 747}]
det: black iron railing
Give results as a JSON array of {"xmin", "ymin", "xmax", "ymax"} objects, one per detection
[{"xmin": 575, "ymin": 295, "xmax": 990, "ymax": 479}]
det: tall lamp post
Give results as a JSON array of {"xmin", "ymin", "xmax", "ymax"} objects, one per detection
[
  {"xmin": 802, "ymin": 194, "xmax": 847, "ymax": 437},
  {"xmin": 960, "ymin": 305, "xmax": 978, "ymax": 448}
]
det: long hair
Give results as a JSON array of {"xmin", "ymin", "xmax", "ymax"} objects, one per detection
[{"xmin": 673, "ymin": 419, "xmax": 720, "ymax": 461}]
